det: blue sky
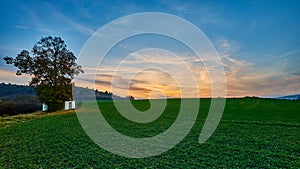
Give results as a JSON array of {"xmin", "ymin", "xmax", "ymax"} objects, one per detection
[{"xmin": 0, "ymin": 0, "xmax": 299, "ymax": 98}]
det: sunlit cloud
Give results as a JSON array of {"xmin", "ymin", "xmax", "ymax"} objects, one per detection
[
  {"xmin": 0, "ymin": 69, "xmax": 31, "ymax": 85},
  {"xmin": 216, "ymin": 38, "xmax": 300, "ymax": 97},
  {"xmin": 77, "ymin": 49, "xmax": 213, "ymax": 99},
  {"xmin": 2, "ymin": 41, "xmax": 298, "ymax": 99},
  {"xmin": 0, "ymin": 1, "xmax": 299, "ymax": 100}
]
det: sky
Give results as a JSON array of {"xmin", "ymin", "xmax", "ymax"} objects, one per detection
[{"xmin": 0, "ymin": 0, "xmax": 299, "ymax": 98}]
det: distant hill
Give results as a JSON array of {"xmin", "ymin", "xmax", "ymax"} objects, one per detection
[
  {"xmin": 0, "ymin": 83, "xmax": 36, "ymax": 99},
  {"xmin": 73, "ymin": 86, "xmax": 126, "ymax": 100},
  {"xmin": 0, "ymin": 83, "xmax": 127, "ymax": 101},
  {"xmin": 277, "ymin": 94, "xmax": 300, "ymax": 100}
]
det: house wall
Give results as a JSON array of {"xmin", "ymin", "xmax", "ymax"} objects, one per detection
[{"xmin": 65, "ymin": 101, "xmax": 75, "ymax": 110}]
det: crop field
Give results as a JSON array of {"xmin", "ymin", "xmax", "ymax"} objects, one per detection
[{"xmin": 0, "ymin": 98, "xmax": 299, "ymax": 168}]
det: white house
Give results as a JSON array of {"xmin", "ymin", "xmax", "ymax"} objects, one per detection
[{"xmin": 65, "ymin": 101, "xmax": 75, "ymax": 110}]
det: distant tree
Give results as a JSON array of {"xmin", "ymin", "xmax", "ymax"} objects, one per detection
[
  {"xmin": 128, "ymin": 96, "xmax": 135, "ymax": 100},
  {"xmin": 4, "ymin": 36, "xmax": 83, "ymax": 112}
]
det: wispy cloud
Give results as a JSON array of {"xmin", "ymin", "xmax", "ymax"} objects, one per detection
[
  {"xmin": 42, "ymin": 2, "xmax": 94, "ymax": 35},
  {"xmin": 265, "ymin": 51, "xmax": 294, "ymax": 60},
  {"xmin": 16, "ymin": 3, "xmax": 54, "ymax": 33},
  {"xmin": 14, "ymin": 25, "xmax": 29, "ymax": 29},
  {"xmin": 77, "ymin": 49, "xmax": 211, "ymax": 98},
  {"xmin": 215, "ymin": 37, "xmax": 240, "ymax": 55},
  {"xmin": 0, "ymin": 69, "xmax": 31, "ymax": 85},
  {"xmin": 215, "ymin": 38, "xmax": 300, "ymax": 97},
  {"xmin": 61, "ymin": 17, "xmax": 94, "ymax": 35}
]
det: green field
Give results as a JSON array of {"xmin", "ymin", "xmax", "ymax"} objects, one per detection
[{"xmin": 0, "ymin": 98, "xmax": 299, "ymax": 168}]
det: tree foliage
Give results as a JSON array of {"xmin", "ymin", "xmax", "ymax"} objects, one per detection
[
  {"xmin": 0, "ymin": 94, "xmax": 41, "ymax": 116},
  {"xmin": 4, "ymin": 36, "xmax": 83, "ymax": 112}
]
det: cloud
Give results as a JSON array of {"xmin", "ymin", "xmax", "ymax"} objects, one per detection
[
  {"xmin": 64, "ymin": 37, "xmax": 300, "ymax": 98},
  {"xmin": 0, "ymin": 69, "xmax": 31, "ymax": 85},
  {"xmin": 265, "ymin": 51, "xmax": 294, "ymax": 60},
  {"xmin": 209, "ymin": 37, "xmax": 300, "ymax": 97},
  {"xmin": 17, "ymin": 3, "xmax": 54, "ymax": 33},
  {"xmin": 215, "ymin": 37, "xmax": 240, "ymax": 55},
  {"xmin": 42, "ymin": 2, "xmax": 95, "ymax": 35},
  {"xmin": 55, "ymin": 13, "xmax": 94, "ymax": 35},
  {"xmin": 14, "ymin": 25, "xmax": 29, "ymax": 29},
  {"xmin": 221, "ymin": 51, "xmax": 299, "ymax": 96},
  {"xmin": 88, "ymin": 49, "xmax": 207, "ymax": 98},
  {"xmin": 95, "ymin": 79, "xmax": 112, "ymax": 86}
]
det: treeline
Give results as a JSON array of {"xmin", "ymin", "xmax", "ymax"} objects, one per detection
[
  {"xmin": 0, "ymin": 83, "xmax": 36, "ymax": 99},
  {"xmin": 0, "ymin": 83, "xmax": 41, "ymax": 116},
  {"xmin": 0, "ymin": 83, "xmax": 133, "ymax": 116},
  {"xmin": 0, "ymin": 94, "xmax": 41, "ymax": 116},
  {"xmin": 73, "ymin": 87, "xmax": 126, "ymax": 100},
  {"xmin": 0, "ymin": 83, "xmax": 40, "ymax": 116}
]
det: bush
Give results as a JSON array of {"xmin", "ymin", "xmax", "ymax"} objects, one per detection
[
  {"xmin": 46, "ymin": 101, "xmax": 64, "ymax": 112},
  {"xmin": 0, "ymin": 101, "xmax": 17, "ymax": 116},
  {"xmin": 0, "ymin": 94, "xmax": 41, "ymax": 116}
]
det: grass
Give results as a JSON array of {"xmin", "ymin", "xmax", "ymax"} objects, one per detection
[
  {"xmin": 0, "ymin": 110, "xmax": 75, "ymax": 128},
  {"xmin": 0, "ymin": 98, "xmax": 299, "ymax": 168}
]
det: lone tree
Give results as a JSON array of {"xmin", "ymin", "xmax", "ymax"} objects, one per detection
[{"xmin": 4, "ymin": 36, "xmax": 83, "ymax": 112}]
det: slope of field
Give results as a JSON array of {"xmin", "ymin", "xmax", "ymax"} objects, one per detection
[{"xmin": 0, "ymin": 98, "xmax": 299, "ymax": 168}]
